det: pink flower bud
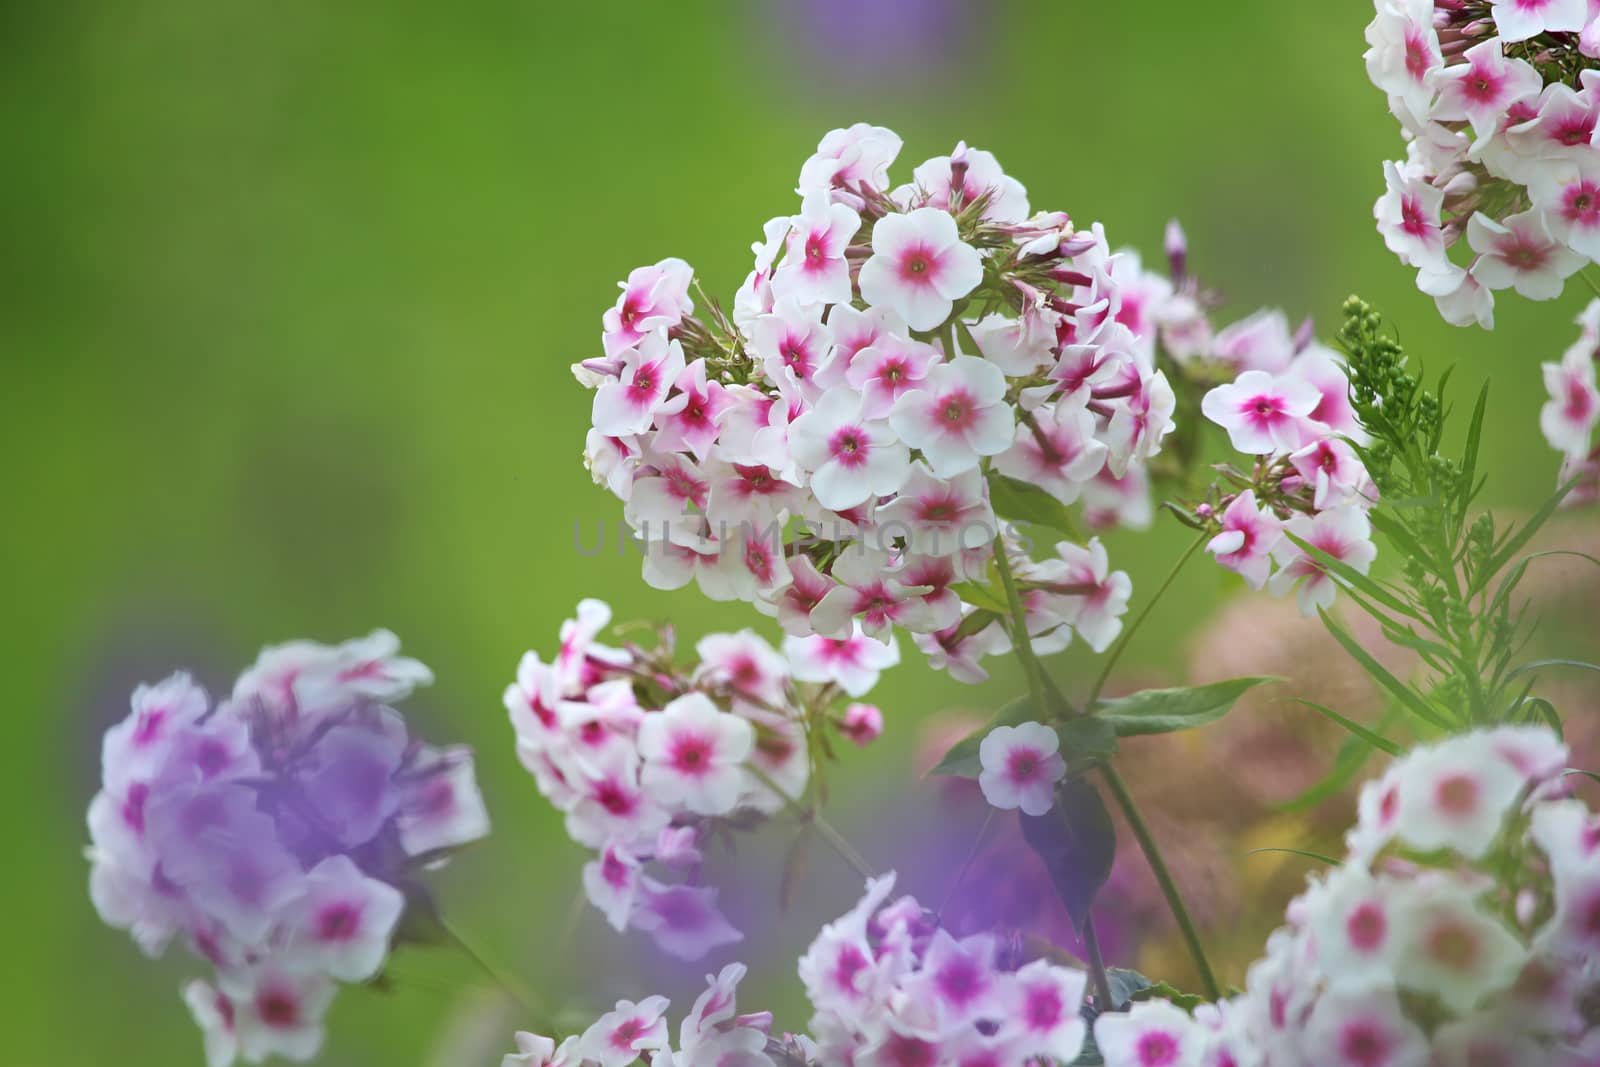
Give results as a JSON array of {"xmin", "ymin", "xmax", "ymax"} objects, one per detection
[{"xmin": 840, "ymin": 703, "xmax": 884, "ymax": 746}]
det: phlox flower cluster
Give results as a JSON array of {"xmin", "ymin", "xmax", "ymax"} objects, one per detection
[
  {"xmin": 504, "ymin": 599, "xmax": 890, "ymax": 961},
  {"xmin": 1542, "ymin": 299, "xmax": 1600, "ymax": 502},
  {"xmin": 86, "ymin": 632, "xmax": 490, "ymax": 1066},
  {"xmin": 1365, "ymin": 0, "xmax": 1600, "ymax": 328},
  {"xmin": 500, "ymin": 962, "xmax": 805, "ymax": 1067},
  {"xmin": 1194, "ymin": 327, "xmax": 1380, "ymax": 616},
  {"xmin": 576, "ymin": 123, "xmax": 1177, "ymax": 683},
  {"xmin": 799, "ymin": 872, "xmax": 1092, "ymax": 1067},
  {"xmin": 1219, "ymin": 725, "xmax": 1600, "ymax": 1066}
]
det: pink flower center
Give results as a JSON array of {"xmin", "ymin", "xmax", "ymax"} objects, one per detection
[
  {"xmin": 1566, "ymin": 184, "xmax": 1600, "ymax": 227},
  {"xmin": 828, "ymin": 426, "xmax": 871, "ymax": 469},
  {"xmin": 805, "ymin": 232, "xmax": 826, "ymax": 263},
  {"xmin": 1024, "ymin": 986, "xmax": 1062, "ymax": 1030},
  {"xmin": 596, "ymin": 780, "xmax": 635, "ymax": 816},
  {"xmin": 1500, "ymin": 233, "xmax": 1549, "ymax": 271},
  {"xmin": 1007, "ymin": 747, "xmax": 1042, "ymax": 782},
  {"xmin": 317, "ymin": 902, "xmax": 361, "ymax": 942},
  {"xmin": 939, "ymin": 390, "xmax": 976, "ymax": 430},
  {"xmin": 1136, "ymin": 1031, "xmax": 1179, "ymax": 1066},
  {"xmin": 1404, "ymin": 28, "xmax": 1431, "ymax": 81},
  {"xmin": 1435, "ymin": 773, "xmax": 1479, "ymax": 817},
  {"xmin": 611, "ymin": 1019, "xmax": 645, "ymax": 1050},
  {"xmin": 881, "ymin": 1032, "xmax": 937, "ymax": 1067},
  {"xmin": 833, "ymin": 944, "xmax": 869, "ymax": 994},
  {"xmin": 1567, "ymin": 379, "xmax": 1595, "ymax": 421},
  {"xmin": 897, "ymin": 245, "xmax": 938, "ymax": 284},
  {"xmin": 934, "ymin": 957, "xmax": 985, "ymax": 1006},
  {"xmin": 1347, "ymin": 902, "xmax": 1387, "ymax": 952},
  {"xmin": 1427, "ymin": 919, "xmax": 1480, "ymax": 972},
  {"xmin": 1400, "ymin": 196, "xmax": 1429, "ymax": 238},
  {"xmin": 1340, "ymin": 1022, "xmax": 1391, "ymax": 1067},
  {"xmin": 257, "ymin": 990, "xmax": 299, "ymax": 1028},
  {"xmin": 670, "ymin": 734, "xmax": 714, "ymax": 777}
]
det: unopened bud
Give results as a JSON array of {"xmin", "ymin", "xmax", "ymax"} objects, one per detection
[
  {"xmin": 1165, "ymin": 218, "xmax": 1188, "ymax": 282},
  {"xmin": 840, "ymin": 703, "xmax": 884, "ymax": 747}
]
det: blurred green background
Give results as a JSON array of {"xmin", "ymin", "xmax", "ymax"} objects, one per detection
[{"xmin": 2, "ymin": 2, "xmax": 1588, "ymax": 1064}]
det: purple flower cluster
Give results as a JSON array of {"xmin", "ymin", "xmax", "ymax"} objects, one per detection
[{"xmin": 86, "ymin": 631, "xmax": 489, "ymax": 1066}]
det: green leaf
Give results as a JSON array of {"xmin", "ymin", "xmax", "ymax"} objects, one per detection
[
  {"xmin": 1093, "ymin": 676, "xmax": 1277, "ymax": 737},
  {"xmin": 1285, "ymin": 531, "xmax": 1421, "ymax": 622},
  {"xmin": 1130, "ymin": 979, "xmax": 1208, "ymax": 1013},
  {"xmin": 1277, "ymin": 707, "xmax": 1402, "ymax": 813},
  {"xmin": 1246, "ymin": 846, "xmax": 1340, "ymax": 866},
  {"xmin": 1318, "ymin": 610, "xmax": 1452, "ymax": 730},
  {"xmin": 1020, "ymin": 778, "xmax": 1117, "ymax": 934},
  {"xmin": 987, "ymin": 472, "xmax": 1079, "ymax": 536},
  {"xmin": 1484, "ymin": 476, "xmax": 1580, "ymax": 586},
  {"xmin": 951, "ymin": 581, "xmax": 1008, "ymax": 616},
  {"xmin": 1105, "ymin": 968, "xmax": 1153, "ymax": 1010},
  {"xmin": 1459, "ymin": 382, "xmax": 1489, "ymax": 509},
  {"xmin": 1283, "ymin": 698, "xmax": 1402, "ymax": 756},
  {"xmin": 1507, "ymin": 658, "xmax": 1600, "ymax": 683}
]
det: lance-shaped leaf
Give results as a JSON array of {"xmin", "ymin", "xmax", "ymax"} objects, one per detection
[
  {"xmin": 987, "ymin": 472, "xmax": 1079, "ymax": 537},
  {"xmin": 1020, "ymin": 778, "xmax": 1116, "ymax": 934},
  {"xmin": 1092, "ymin": 676, "xmax": 1277, "ymax": 737}
]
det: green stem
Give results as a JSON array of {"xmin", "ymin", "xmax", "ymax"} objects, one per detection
[
  {"xmin": 992, "ymin": 535, "xmax": 1050, "ymax": 710},
  {"xmin": 1081, "ymin": 918, "xmax": 1116, "ymax": 1009},
  {"xmin": 440, "ymin": 916, "xmax": 546, "ymax": 1022},
  {"xmin": 1582, "ymin": 269, "xmax": 1600, "ymax": 300},
  {"xmin": 750, "ymin": 763, "xmax": 876, "ymax": 879},
  {"xmin": 993, "ymin": 535, "xmax": 1114, "ymax": 1004},
  {"xmin": 1098, "ymin": 763, "xmax": 1221, "ymax": 1000},
  {"xmin": 1086, "ymin": 531, "xmax": 1208, "ymax": 710}
]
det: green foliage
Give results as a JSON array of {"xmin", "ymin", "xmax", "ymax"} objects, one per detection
[
  {"xmin": 1330, "ymin": 299, "xmax": 1581, "ymax": 731},
  {"xmin": 987, "ymin": 472, "xmax": 1081, "ymax": 538},
  {"xmin": 1020, "ymin": 778, "xmax": 1117, "ymax": 935},
  {"xmin": 1092, "ymin": 676, "xmax": 1277, "ymax": 737}
]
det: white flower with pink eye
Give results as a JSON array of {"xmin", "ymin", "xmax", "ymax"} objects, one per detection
[
  {"xmin": 1468, "ymin": 210, "xmax": 1586, "ymax": 300},
  {"xmin": 1364, "ymin": 0, "xmax": 1441, "ymax": 121},
  {"xmin": 811, "ymin": 546, "xmax": 949, "ymax": 639},
  {"xmin": 602, "ymin": 258, "xmax": 694, "ymax": 358},
  {"xmin": 1391, "ymin": 733, "xmax": 1526, "ymax": 859},
  {"xmin": 1421, "ymin": 262, "xmax": 1496, "ymax": 330},
  {"xmin": 1392, "ymin": 883, "xmax": 1528, "ymax": 1013},
  {"xmin": 1268, "ymin": 505, "xmax": 1378, "ymax": 616},
  {"xmin": 1207, "ymin": 490, "xmax": 1283, "ymax": 591},
  {"xmin": 632, "ymin": 876, "xmax": 743, "ymax": 961},
  {"xmin": 968, "ymin": 312, "xmax": 1054, "ymax": 376},
  {"xmin": 1212, "ymin": 308, "xmax": 1295, "ymax": 374},
  {"xmin": 653, "ymin": 359, "xmax": 731, "ymax": 461},
  {"xmin": 1293, "ymin": 344, "xmax": 1368, "ymax": 444},
  {"xmin": 772, "ymin": 192, "xmax": 862, "ymax": 307},
  {"xmin": 1289, "ymin": 438, "xmax": 1371, "ymax": 511},
  {"xmin": 578, "ymin": 995, "xmax": 672, "ymax": 1067},
  {"xmin": 502, "ymin": 1031, "xmax": 577, "ymax": 1067},
  {"xmin": 284, "ymin": 855, "xmax": 403, "ymax": 982},
  {"xmin": 994, "ymin": 395, "xmax": 1109, "ymax": 506},
  {"xmin": 901, "ymin": 929, "xmax": 1004, "ymax": 1025},
  {"xmin": 1433, "ymin": 41, "xmax": 1544, "ymax": 138},
  {"xmin": 1053, "ymin": 538, "xmax": 1132, "ymax": 653},
  {"xmin": 1094, "ymin": 999, "xmax": 1203, "ymax": 1067},
  {"xmin": 845, "ymin": 334, "xmax": 940, "ymax": 419},
  {"xmin": 1507, "ymin": 82, "xmax": 1600, "ymax": 166},
  {"xmin": 873, "ymin": 463, "xmax": 996, "ymax": 557},
  {"xmin": 1306, "ymin": 867, "xmax": 1402, "ymax": 992},
  {"xmin": 565, "ymin": 751, "xmax": 668, "ymax": 850},
  {"xmin": 1300, "ymin": 989, "xmax": 1429, "ymax": 1067},
  {"xmin": 1201, "ymin": 369, "xmax": 1322, "ymax": 455},
  {"xmin": 102, "ymin": 671, "xmax": 208, "ymax": 794},
  {"xmin": 1374, "ymin": 160, "xmax": 1448, "ymax": 272},
  {"xmin": 637, "ymin": 692, "xmax": 754, "ymax": 817},
  {"xmin": 700, "ymin": 522, "xmax": 792, "ymax": 604},
  {"xmin": 220, "ymin": 965, "xmax": 336, "ymax": 1065},
  {"xmin": 1541, "ymin": 329, "xmax": 1600, "ymax": 458},
  {"xmin": 1491, "ymin": 0, "xmax": 1588, "ymax": 42},
  {"xmin": 857, "ymin": 207, "xmax": 984, "ymax": 331},
  {"xmin": 888, "ymin": 355, "xmax": 1014, "ymax": 476},
  {"xmin": 397, "ymin": 747, "xmax": 491, "ymax": 857},
  {"xmin": 751, "ymin": 299, "xmax": 835, "ymax": 395},
  {"xmin": 977, "ymin": 722, "xmax": 1066, "ymax": 817},
  {"xmin": 592, "ymin": 330, "xmax": 687, "ymax": 438},
  {"xmin": 1530, "ymin": 158, "xmax": 1600, "ymax": 263},
  {"xmin": 1006, "ymin": 959, "xmax": 1088, "ymax": 1064},
  {"xmin": 783, "ymin": 623, "xmax": 899, "ymax": 697},
  {"xmin": 788, "ymin": 387, "xmax": 911, "ymax": 510},
  {"xmin": 692, "ymin": 630, "xmax": 789, "ymax": 707},
  {"xmin": 899, "ymin": 142, "xmax": 1030, "ymax": 223},
  {"xmin": 797, "ymin": 123, "xmax": 903, "ymax": 201},
  {"xmin": 183, "ymin": 980, "xmax": 239, "ymax": 1067},
  {"xmin": 581, "ymin": 843, "xmax": 641, "ymax": 932},
  {"xmin": 839, "ymin": 703, "xmax": 884, "ymax": 746}
]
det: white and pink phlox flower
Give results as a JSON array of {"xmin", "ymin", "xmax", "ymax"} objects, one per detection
[
  {"xmin": 798, "ymin": 123, "xmax": 903, "ymax": 202},
  {"xmin": 873, "ymin": 463, "xmax": 997, "ymax": 557},
  {"xmin": 1094, "ymin": 1000, "xmax": 1204, "ymax": 1067},
  {"xmin": 1207, "ymin": 490, "xmax": 1284, "ymax": 590},
  {"xmin": 1491, "ymin": 0, "xmax": 1588, "ymax": 42},
  {"xmin": 898, "ymin": 142, "xmax": 1030, "ymax": 223},
  {"xmin": 889, "ymin": 355, "xmax": 1014, "ymax": 476},
  {"xmin": 846, "ymin": 334, "xmax": 940, "ymax": 419},
  {"xmin": 637, "ymin": 692, "xmax": 754, "ymax": 817},
  {"xmin": 1290, "ymin": 438, "xmax": 1372, "ymax": 511},
  {"xmin": 1268, "ymin": 505, "xmax": 1378, "ymax": 616},
  {"xmin": 593, "ymin": 330, "xmax": 688, "ymax": 438},
  {"xmin": 1375, "ymin": 160, "xmax": 1448, "ymax": 271},
  {"xmin": 579, "ymin": 995, "xmax": 672, "ymax": 1067},
  {"xmin": 857, "ymin": 207, "xmax": 984, "ymax": 331},
  {"xmin": 283, "ymin": 855, "xmax": 403, "ymax": 983},
  {"xmin": 1432, "ymin": 41, "xmax": 1544, "ymax": 138},
  {"xmin": 1468, "ymin": 209, "xmax": 1585, "ymax": 300},
  {"xmin": 603, "ymin": 258, "xmax": 694, "ymax": 358},
  {"xmin": 783, "ymin": 624, "xmax": 900, "ymax": 697},
  {"xmin": 632, "ymin": 877, "xmax": 743, "ymax": 961},
  {"xmin": 977, "ymin": 721, "xmax": 1066, "ymax": 816},
  {"xmin": 993, "ymin": 395, "xmax": 1108, "ymax": 505},
  {"xmin": 653, "ymin": 359, "xmax": 731, "ymax": 461},
  {"xmin": 788, "ymin": 387, "xmax": 911, "ymax": 510},
  {"xmin": 1364, "ymin": 0, "xmax": 1442, "ymax": 118},
  {"xmin": 1202, "ymin": 369, "xmax": 1322, "ymax": 455},
  {"xmin": 1543, "ymin": 322, "xmax": 1600, "ymax": 459},
  {"xmin": 772, "ymin": 192, "xmax": 862, "ymax": 307}
]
